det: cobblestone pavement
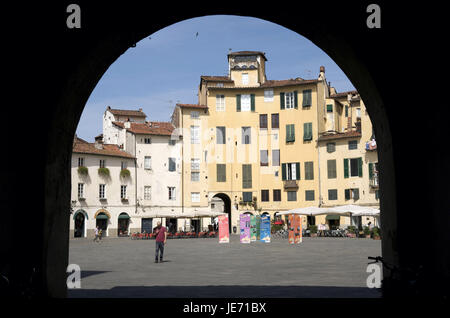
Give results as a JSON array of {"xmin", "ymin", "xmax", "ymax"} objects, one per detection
[{"xmin": 68, "ymin": 235, "xmax": 382, "ymax": 298}]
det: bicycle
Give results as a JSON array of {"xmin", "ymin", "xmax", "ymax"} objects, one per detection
[{"xmin": 368, "ymin": 256, "xmax": 425, "ymax": 296}]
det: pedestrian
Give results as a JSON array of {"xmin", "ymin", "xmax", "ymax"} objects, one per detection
[
  {"xmin": 93, "ymin": 226, "xmax": 100, "ymax": 243},
  {"xmin": 98, "ymin": 228, "xmax": 103, "ymax": 241},
  {"xmin": 154, "ymin": 221, "xmax": 167, "ymax": 263}
]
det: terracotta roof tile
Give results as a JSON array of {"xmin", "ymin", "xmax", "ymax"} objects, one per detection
[
  {"xmin": 329, "ymin": 90, "xmax": 358, "ymax": 99},
  {"xmin": 176, "ymin": 103, "xmax": 208, "ymax": 109},
  {"xmin": 200, "ymin": 76, "xmax": 233, "ymax": 82},
  {"xmin": 112, "ymin": 121, "xmax": 175, "ymax": 136},
  {"xmin": 318, "ymin": 131, "xmax": 362, "ymax": 141},
  {"xmin": 107, "ymin": 107, "xmax": 147, "ymax": 118},
  {"xmin": 73, "ymin": 138, "xmax": 134, "ymax": 158},
  {"xmin": 260, "ymin": 79, "xmax": 319, "ymax": 88},
  {"xmin": 228, "ymin": 51, "xmax": 268, "ymax": 61}
]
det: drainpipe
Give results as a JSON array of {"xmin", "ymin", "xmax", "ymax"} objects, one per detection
[{"xmin": 135, "ymin": 135, "xmax": 137, "ymax": 216}]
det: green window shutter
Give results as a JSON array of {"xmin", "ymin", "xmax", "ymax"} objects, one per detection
[
  {"xmin": 345, "ymin": 189, "xmax": 350, "ymax": 200},
  {"xmin": 250, "ymin": 94, "xmax": 255, "ymax": 112},
  {"xmin": 326, "ymin": 104, "xmax": 333, "ymax": 112},
  {"xmin": 286, "ymin": 124, "xmax": 295, "ymax": 142},
  {"xmin": 295, "ymin": 162, "xmax": 300, "ymax": 180},
  {"xmin": 282, "ymin": 163, "xmax": 287, "ymax": 181},
  {"xmin": 217, "ymin": 164, "xmax": 226, "ymax": 182},
  {"xmin": 303, "ymin": 89, "xmax": 311, "ymax": 107},
  {"xmin": 303, "ymin": 123, "xmax": 312, "ymax": 141},
  {"xmin": 305, "ymin": 162, "xmax": 314, "ymax": 180},
  {"xmin": 242, "ymin": 164, "xmax": 252, "ymax": 188},
  {"xmin": 294, "ymin": 90, "xmax": 298, "ymax": 109},
  {"xmin": 280, "ymin": 92, "xmax": 285, "ymax": 110},
  {"xmin": 358, "ymin": 157, "xmax": 363, "ymax": 177},
  {"xmin": 345, "ymin": 105, "xmax": 348, "ymax": 117},
  {"xmin": 236, "ymin": 94, "xmax": 241, "ymax": 112},
  {"xmin": 369, "ymin": 163, "xmax": 374, "ymax": 179},
  {"xmin": 344, "ymin": 158, "xmax": 349, "ymax": 178},
  {"xmin": 308, "ymin": 123, "xmax": 312, "ymax": 140},
  {"xmin": 353, "ymin": 189, "xmax": 360, "ymax": 200},
  {"xmin": 291, "ymin": 124, "xmax": 295, "ymax": 142}
]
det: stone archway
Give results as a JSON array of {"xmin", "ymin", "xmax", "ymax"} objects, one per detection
[{"xmin": 212, "ymin": 193, "xmax": 232, "ymax": 233}]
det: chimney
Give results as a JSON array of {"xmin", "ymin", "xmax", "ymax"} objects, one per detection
[
  {"xmin": 318, "ymin": 66, "xmax": 326, "ymax": 81},
  {"xmin": 124, "ymin": 118, "xmax": 131, "ymax": 129},
  {"xmin": 139, "ymin": 108, "xmax": 142, "ymax": 112},
  {"xmin": 94, "ymin": 134, "xmax": 103, "ymax": 149}
]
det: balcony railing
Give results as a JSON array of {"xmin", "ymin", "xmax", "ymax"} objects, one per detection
[
  {"xmin": 283, "ymin": 180, "xmax": 299, "ymax": 190},
  {"xmin": 370, "ymin": 175, "xmax": 379, "ymax": 188}
]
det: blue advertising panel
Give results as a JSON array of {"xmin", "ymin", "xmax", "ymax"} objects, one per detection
[{"xmin": 260, "ymin": 214, "xmax": 271, "ymax": 243}]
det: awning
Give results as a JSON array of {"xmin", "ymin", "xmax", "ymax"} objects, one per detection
[
  {"xmin": 118, "ymin": 214, "xmax": 130, "ymax": 219},
  {"xmin": 326, "ymin": 215, "xmax": 340, "ymax": 220},
  {"xmin": 96, "ymin": 214, "xmax": 109, "ymax": 220}
]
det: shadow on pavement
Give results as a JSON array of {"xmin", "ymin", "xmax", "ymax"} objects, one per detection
[
  {"xmin": 80, "ymin": 271, "xmax": 112, "ymax": 279},
  {"xmin": 68, "ymin": 285, "xmax": 381, "ymax": 298}
]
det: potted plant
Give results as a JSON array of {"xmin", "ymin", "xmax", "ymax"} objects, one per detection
[
  {"xmin": 77, "ymin": 166, "xmax": 88, "ymax": 175},
  {"xmin": 346, "ymin": 226, "xmax": 357, "ymax": 238},
  {"xmin": 363, "ymin": 226, "xmax": 371, "ymax": 238},
  {"xmin": 120, "ymin": 168, "xmax": 131, "ymax": 179},
  {"xmin": 309, "ymin": 225, "xmax": 318, "ymax": 237},
  {"xmin": 98, "ymin": 167, "xmax": 110, "ymax": 177},
  {"xmin": 372, "ymin": 227, "xmax": 381, "ymax": 240}
]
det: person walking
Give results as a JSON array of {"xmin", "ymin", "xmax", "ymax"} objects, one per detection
[
  {"xmin": 93, "ymin": 226, "xmax": 100, "ymax": 243},
  {"xmin": 154, "ymin": 221, "xmax": 167, "ymax": 263}
]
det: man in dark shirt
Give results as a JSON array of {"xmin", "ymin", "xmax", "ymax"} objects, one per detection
[{"xmin": 154, "ymin": 221, "xmax": 167, "ymax": 263}]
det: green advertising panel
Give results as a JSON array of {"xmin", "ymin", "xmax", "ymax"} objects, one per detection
[
  {"xmin": 256, "ymin": 216, "xmax": 261, "ymax": 240},
  {"xmin": 250, "ymin": 215, "xmax": 257, "ymax": 241}
]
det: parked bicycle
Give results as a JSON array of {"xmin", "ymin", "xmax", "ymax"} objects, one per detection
[
  {"xmin": 368, "ymin": 256, "xmax": 425, "ymax": 296},
  {"xmin": 273, "ymin": 229, "xmax": 289, "ymax": 239}
]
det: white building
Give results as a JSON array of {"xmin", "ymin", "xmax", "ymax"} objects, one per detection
[{"xmin": 70, "ymin": 136, "xmax": 136, "ymax": 238}]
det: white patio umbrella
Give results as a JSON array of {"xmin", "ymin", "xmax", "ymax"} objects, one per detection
[
  {"xmin": 277, "ymin": 206, "xmax": 335, "ymax": 216},
  {"xmin": 329, "ymin": 205, "xmax": 380, "ymax": 227}
]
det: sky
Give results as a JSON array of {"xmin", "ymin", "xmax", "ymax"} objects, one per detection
[{"xmin": 77, "ymin": 15, "xmax": 356, "ymax": 142}]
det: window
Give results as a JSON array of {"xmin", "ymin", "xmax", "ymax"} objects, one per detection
[
  {"xmin": 282, "ymin": 162, "xmax": 300, "ymax": 180},
  {"xmin": 303, "ymin": 122, "xmax": 313, "ymax": 141},
  {"xmin": 241, "ymin": 127, "xmax": 251, "ymax": 144},
  {"xmin": 121, "ymin": 161, "xmax": 127, "ymax": 170},
  {"xmin": 191, "ymin": 172, "xmax": 200, "ymax": 182},
  {"xmin": 285, "ymin": 92, "xmax": 296, "ymax": 109},
  {"xmin": 216, "ymin": 83, "xmax": 224, "ymax": 88},
  {"xmin": 375, "ymin": 190, "xmax": 379, "ymax": 200},
  {"xmin": 273, "ymin": 189, "xmax": 281, "ymax": 202},
  {"xmin": 99, "ymin": 159, "xmax": 106, "ymax": 168},
  {"xmin": 216, "ymin": 95, "xmax": 225, "ymax": 111},
  {"xmin": 217, "ymin": 164, "xmax": 226, "ymax": 182},
  {"xmin": 242, "ymin": 73, "xmax": 249, "ymax": 85},
  {"xmin": 78, "ymin": 157, "xmax": 84, "ymax": 167},
  {"xmin": 168, "ymin": 187, "xmax": 176, "ymax": 200},
  {"xmin": 121, "ymin": 185, "xmax": 127, "ymax": 199},
  {"xmin": 348, "ymin": 140, "xmax": 358, "ymax": 150},
  {"xmin": 168, "ymin": 158, "xmax": 176, "ymax": 172},
  {"xmin": 287, "ymin": 191, "xmax": 297, "ymax": 201},
  {"xmin": 241, "ymin": 94, "xmax": 251, "ymax": 111},
  {"xmin": 286, "ymin": 124, "xmax": 295, "ymax": 142},
  {"xmin": 191, "ymin": 158, "xmax": 200, "ymax": 171},
  {"xmin": 326, "ymin": 104, "xmax": 333, "ymax": 112},
  {"xmin": 302, "ymin": 89, "xmax": 312, "ymax": 107},
  {"xmin": 261, "ymin": 190, "xmax": 269, "ymax": 202},
  {"xmin": 328, "ymin": 189, "xmax": 338, "ymax": 200},
  {"xmin": 305, "ymin": 190, "xmax": 315, "ymax": 201},
  {"xmin": 327, "ymin": 160, "xmax": 337, "ymax": 179},
  {"xmin": 144, "ymin": 186, "xmax": 151, "ymax": 200},
  {"xmin": 356, "ymin": 108, "xmax": 361, "ymax": 118},
  {"xmin": 144, "ymin": 156, "xmax": 151, "ymax": 170},
  {"xmin": 271, "ymin": 113, "xmax": 279, "ymax": 129},
  {"xmin": 345, "ymin": 188, "xmax": 360, "ymax": 200},
  {"xmin": 260, "ymin": 150, "xmax": 268, "ymax": 166},
  {"xmin": 236, "ymin": 94, "xmax": 254, "ymax": 112},
  {"xmin": 272, "ymin": 150, "xmax": 280, "ymax": 166},
  {"xmin": 344, "ymin": 157, "xmax": 363, "ymax": 178},
  {"xmin": 144, "ymin": 138, "xmax": 151, "ymax": 144},
  {"xmin": 259, "ymin": 114, "xmax": 268, "ymax": 129},
  {"xmin": 304, "ymin": 162, "xmax": 314, "ymax": 180},
  {"xmin": 191, "ymin": 192, "xmax": 200, "ymax": 203},
  {"xmin": 77, "ymin": 183, "xmax": 84, "ymax": 198},
  {"xmin": 326, "ymin": 142, "xmax": 336, "ymax": 153},
  {"xmin": 217, "ymin": 126, "xmax": 226, "ymax": 144},
  {"xmin": 190, "ymin": 126, "xmax": 200, "ymax": 144},
  {"xmin": 168, "ymin": 139, "xmax": 176, "ymax": 146},
  {"xmin": 345, "ymin": 106, "xmax": 349, "ymax": 117},
  {"xmin": 99, "ymin": 184, "xmax": 105, "ymax": 199},
  {"xmin": 243, "ymin": 192, "xmax": 252, "ymax": 202},
  {"xmin": 242, "ymin": 164, "xmax": 252, "ymax": 189},
  {"xmin": 264, "ymin": 89, "xmax": 274, "ymax": 102},
  {"xmin": 190, "ymin": 111, "xmax": 199, "ymax": 119}
]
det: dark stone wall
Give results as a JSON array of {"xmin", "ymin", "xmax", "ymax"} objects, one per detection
[{"xmin": 2, "ymin": 1, "xmax": 448, "ymax": 298}]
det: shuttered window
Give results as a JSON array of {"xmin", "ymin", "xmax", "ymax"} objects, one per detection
[
  {"xmin": 303, "ymin": 122, "xmax": 313, "ymax": 141},
  {"xmin": 272, "ymin": 150, "xmax": 280, "ymax": 166},
  {"xmin": 280, "ymin": 92, "xmax": 285, "ymax": 110},
  {"xmin": 243, "ymin": 191, "xmax": 252, "ymax": 202},
  {"xmin": 273, "ymin": 189, "xmax": 281, "ymax": 201},
  {"xmin": 327, "ymin": 160, "xmax": 337, "ymax": 179},
  {"xmin": 347, "ymin": 157, "xmax": 363, "ymax": 177},
  {"xmin": 327, "ymin": 142, "xmax": 336, "ymax": 153},
  {"xmin": 369, "ymin": 162, "xmax": 374, "ymax": 179},
  {"xmin": 217, "ymin": 126, "xmax": 226, "ymax": 144},
  {"xmin": 259, "ymin": 114, "xmax": 268, "ymax": 129},
  {"xmin": 168, "ymin": 158, "xmax": 176, "ymax": 172},
  {"xmin": 326, "ymin": 104, "xmax": 333, "ymax": 112},
  {"xmin": 305, "ymin": 190, "xmax": 315, "ymax": 201},
  {"xmin": 242, "ymin": 164, "xmax": 252, "ymax": 189},
  {"xmin": 302, "ymin": 89, "xmax": 312, "ymax": 107},
  {"xmin": 348, "ymin": 140, "xmax": 358, "ymax": 150},
  {"xmin": 344, "ymin": 158, "xmax": 349, "ymax": 178},
  {"xmin": 217, "ymin": 164, "xmax": 226, "ymax": 182},
  {"xmin": 260, "ymin": 150, "xmax": 268, "ymax": 166},
  {"xmin": 236, "ymin": 94, "xmax": 241, "ymax": 112},
  {"xmin": 305, "ymin": 162, "xmax": 314, "ymax": 180},
  {"xmin": 328, "ymin": 189, "xmax": 338, "ymax": 200},
  {"xmin": 286, "ymin": 124, "xmax": 295, "ymax": 142},
  {"xmin": 282, "ymin": 162, "xmax": 300, "ymax": 180},
  {"xmin": 250, "ymin": 94, "xmax": 255, "ymax": 112},
  {"xmin": 287, "ymin": 191, "xmax": 297, "ymax": 201},
  {"xmin": 271, "ymin": 113, "xmax": 279, "ymax": 129},
  {"xmin": 261, "ymin": 190, "xmax": 269, "ymax": 202},
  {"xmin": 242, "ymin": 127, "xmax": 251, "ymax": 144}
]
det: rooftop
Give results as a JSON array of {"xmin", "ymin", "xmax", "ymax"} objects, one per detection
[
  {"xmin": 112, "ymin": 121, "xmax": 174, "ymax": 136},
  {"xmin": 176, "ymin": 103, "xmax": 208, "ymax": 109},
  {"xmin": 227, "ymin": 51, "xmax": 268, "ymax": 61},
  {"xmin": 318, "ymin": 130, "xmax": 362, "ymax": 141},
  {"xmin": 106, "ymin": 106, "xmax": 147, "ymax": 118},
  {"xmin": 72, "ymin": 137, "xmax": 135, "ymax": 159}
]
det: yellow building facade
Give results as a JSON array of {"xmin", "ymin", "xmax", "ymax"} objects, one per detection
[{"xmin": 172, "ymin": 51, "xmax": 379, "ymax": 232}]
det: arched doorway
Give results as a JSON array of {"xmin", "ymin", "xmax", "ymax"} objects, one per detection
[
  {"xmin": 73, "ymin": 209, "xmax": 87, "ymax": 238},
  {"xmin": 118, "ymin": 213, "xmax": 130, "ymax": 236},
  {"xmin": 94, "ymin": 209, "xmax": 111, "ymax": 237},
  {"xmin": 212, "ymin": 193, "xmax": 232, "ymax": 233}
]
